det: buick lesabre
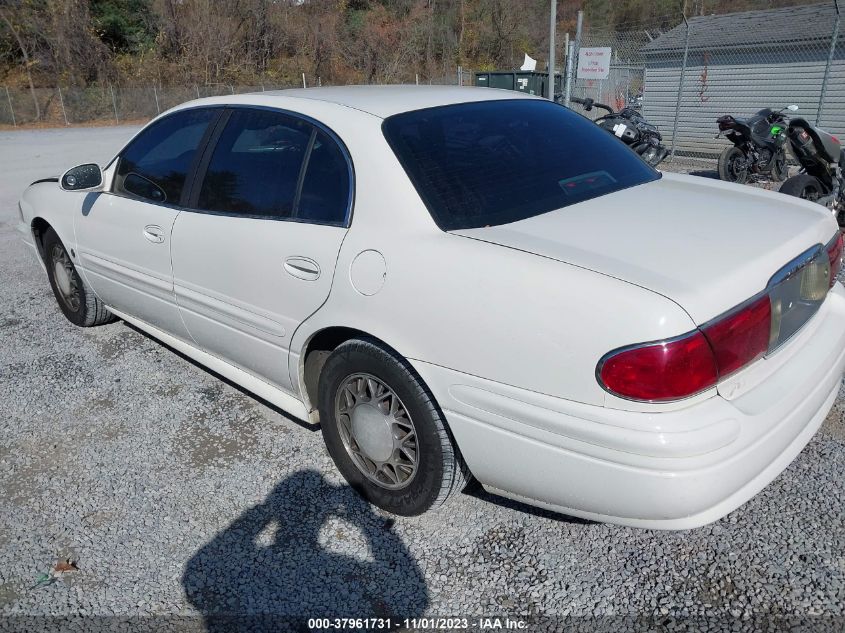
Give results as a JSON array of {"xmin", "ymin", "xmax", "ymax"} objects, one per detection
[{"xmin": 16, "ymin": 86, "xmax": 845, "ymax": 528}]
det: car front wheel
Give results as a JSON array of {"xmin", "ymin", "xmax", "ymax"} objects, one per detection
[
  {"xmin": 43, "ymin": 227, "xmax": 114, "ymax": 327},
  {"xmin": 318, "ymin": 337, "xmax": 470, "ymax": 516}
]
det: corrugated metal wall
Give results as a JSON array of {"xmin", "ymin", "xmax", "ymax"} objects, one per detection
[{"xmin": 642, "ymin": 46, "xmax": 845, "ymax": 157}]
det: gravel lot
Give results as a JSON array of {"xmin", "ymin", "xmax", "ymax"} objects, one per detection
[
  {"xmin": 0, "ymin": 126, "xmax": 844, "ymax": 631},
  {"xmin": 659, "ymin": 158, "xmax": 796, "ymax": 192}
]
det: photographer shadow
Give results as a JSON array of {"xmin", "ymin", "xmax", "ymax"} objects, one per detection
[{"xmin": 183, "ymin": 470, "xmax": 428, "ymax": 632}]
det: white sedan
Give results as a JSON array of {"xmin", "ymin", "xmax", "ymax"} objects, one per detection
[{"xmin": 16, "ymin": 86, "xmax": 845, "ymax": 529}]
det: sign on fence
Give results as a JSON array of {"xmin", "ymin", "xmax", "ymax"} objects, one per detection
[{"xmin": 577, "ymin": 47, "xmax": 612, "ymax": 80}]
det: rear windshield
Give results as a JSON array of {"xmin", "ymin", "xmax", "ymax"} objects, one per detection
[{"xmin": 382, "ymin": 99, "xmax": 659, "ymax": 231}]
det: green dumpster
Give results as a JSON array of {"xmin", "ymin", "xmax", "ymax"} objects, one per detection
[{"xmin": 474, "ymin": 71, "xmax": 563, "ymax": 99}]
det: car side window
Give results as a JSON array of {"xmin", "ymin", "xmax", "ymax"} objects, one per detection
[
  {"xmin": 115, "ymin": 108, "xmax": 217, "ymax": 205},
  {"xmin": 196, "ymin": 109, "xmax": 311, "ymax": 218},
  {"xmin": 296, "ymin": 129, "xmax": 351, "ymax": 225}
]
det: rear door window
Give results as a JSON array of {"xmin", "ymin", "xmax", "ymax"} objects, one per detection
[
  {"xmin": 296, "ymin": 129, "xmax": 351, "ymax": 225},
  {"xmin": 382, "ymin": 99, "xmax": 659, "ymax": 231}
]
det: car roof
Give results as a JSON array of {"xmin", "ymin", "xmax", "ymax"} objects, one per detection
[{"xmin": 222, "ymin": 85, "xmax": 540, "ymax": 119}]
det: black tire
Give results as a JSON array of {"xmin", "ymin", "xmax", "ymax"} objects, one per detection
[
  {"xmin": 718, "ymin": 146, "xmax": 748, "ymax": 184},
  {"xmin": 42, "ymin": 227, "xmax": 115, "ymax": 327},
  {"xmin": 779, "ymin": 174, "xmax": 826, "ymax": 203},
  {"xmin": 318, "ymin": 338, "xmax": 470, "ymax": 516},
  {"xmin": 637, "ymin": 144, "xmax": 661, "ymax": 167},
  {"xmin": 771, "ymin": 151, "xmax": 788, "ymax": 182}
]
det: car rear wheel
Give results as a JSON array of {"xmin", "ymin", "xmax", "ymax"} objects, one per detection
[
  {"xmin": 779, "ymin": 174, "xmax": 826, "ymax": 204},
  {"xmin": 318, "ymin": 337, "xmax": 470, "ymax": 516},
  {"xmin": 43, "ymin": 227, "xmax": 115, "ymax": 327},
  {"xmin": 718, "ymin": 146, "xmax": 748, "ymax": 184}
]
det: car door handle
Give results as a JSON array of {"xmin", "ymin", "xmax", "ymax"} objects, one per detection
[
  {"xmin": 143, "ymin": 225, "xmax": 165, "ymax": 244},
  {"xmin": 284, "ymin": 257, "xmax": 321, "ymax": 281}
]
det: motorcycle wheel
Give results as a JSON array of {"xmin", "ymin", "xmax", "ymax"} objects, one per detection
[
  {"xmin": 639, "ymin": 145, "xmax": 659, "ymax": 166},
  {"xmin": 718, "ymin": 146, "xmax": 749, "ymax": 184},
  {"xmin": 779, "ymin": 174, "xmax": 825, "ymax": 203},
  {"xmin": 771, "ymin": 152, "xmax": 788, "ymax": 182},
  {"xmin": 652, "ymin": 146, "xmax": 669, "ymax": 167}
]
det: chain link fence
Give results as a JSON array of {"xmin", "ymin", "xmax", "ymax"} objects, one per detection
[
  {"xmin": 0, "ymin": 82, "xmax": 319, "ymax": 127},
  {"xmin": 567, "ymin": 1, "xmax": 843, "ymax": 166},
  {"xmin": 5, "ymin": 0, "xmax": 839, "ymax": 164},
  {"xmin": 0, "ymin": 68, "xmax": 474, "ymax": 128}
]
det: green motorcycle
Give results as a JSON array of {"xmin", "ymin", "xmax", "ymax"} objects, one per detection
[{"xmin": 715, "ymin": 105, "xmax": 798, "ymax": 184}]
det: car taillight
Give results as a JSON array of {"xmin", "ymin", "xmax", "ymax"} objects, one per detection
[
  {"xmin": 599, "ymin": 236, "xmax": 841, "ymax": 402},
  {"xmin": 598, "ymin": 332, "xmax": 718, "ymax": 402},
  {"xmin": 827, "ymin": 231, "xmax": 843, "ymax": 288},
  {"xmin": 700, "ymin": 295, "xmax": 770, "ymax": 378},
  {"xmin": 599, "ymin": 297, "xmax": 770, "ymax": 402}
]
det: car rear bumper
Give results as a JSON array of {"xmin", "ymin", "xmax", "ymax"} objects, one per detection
[{"xmin": 411, "ymin": 284, "xmax": 845, "ymax": 530}]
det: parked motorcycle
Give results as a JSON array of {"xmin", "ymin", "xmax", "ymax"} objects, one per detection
[
  {"xmin": 715, "ymin": 105, "xmax": 798, "ymax": 183},
  {"xmin": 569, "ymin": 96, "xmax": 669, "ymax": 167},
  {"xmin": 780, "ymin": 117, "xmax": 845, "ymax": 227}
]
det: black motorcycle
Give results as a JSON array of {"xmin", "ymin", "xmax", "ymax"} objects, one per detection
[
  {"xmin": 780, "ymin": 117, "xmax": 845, "ymax": 227},
  {"xmin": 570, "ymin": 96, "xmax": 669, "ymax": 167},
  {"xmin": 715, "ymin": 105, "xmax": 797, "ymax": 183}
]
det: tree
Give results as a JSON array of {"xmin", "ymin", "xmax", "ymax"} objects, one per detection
[
  {"xmin": 90, "ymin": 0, "xmax": 156, "ymax": 54},
  {"xmin": 0, "ymin": 3, "xmax": 40, "ymax": 119}
]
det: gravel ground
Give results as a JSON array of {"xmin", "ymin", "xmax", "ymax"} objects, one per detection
[{"xmin": 0, "ymin": 127, "xmax": 844, "ymax": 632}]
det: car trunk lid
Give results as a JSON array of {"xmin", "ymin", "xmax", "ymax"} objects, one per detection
[{"xmin": 451, "ymin": 172, "xmax": 837, "ymax": 325}]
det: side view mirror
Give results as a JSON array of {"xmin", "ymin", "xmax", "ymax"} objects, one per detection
[
  {"xmin": 787, "ymin": 104, "xmax": 799, "ymax": 112},
  {"xmin": 60, "ymin": 163, "xmax": 103, "ymax": 192}
]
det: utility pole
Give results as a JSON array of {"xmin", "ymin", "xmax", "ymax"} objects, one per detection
[
  {"xmin": 819, "ymin": 0, "xmax": 840, "ymax": 125},
  {"xmin": 570, "ymin": 10, "xmax": 583, "ymax": 102},
  {"xmin": 548, "ymin": 0, "xmax": 557, "ymax": 100},
  {"xmin": 670, "ymin": 14, "xmax": 691, "ymax": 159},
  {"xmin": 574, "ymin": 10, "xmax": 583, "ymax": 66},
  {"xmin": 563, "ymin": 35, "xmax": 575, "ymax": 107}
]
